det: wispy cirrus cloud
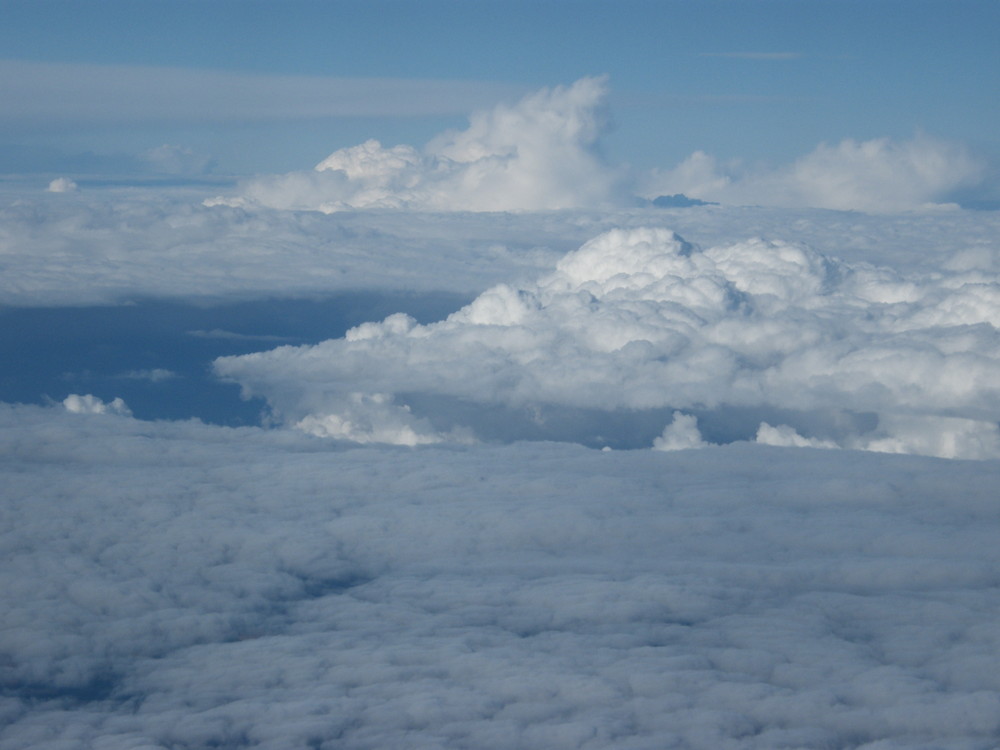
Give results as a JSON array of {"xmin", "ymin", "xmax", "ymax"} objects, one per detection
[
  {"xmin": 699, "ymin": 52, "xmax": 802, "ymax": 60},
  {"xmin": 0, "ymin": 59, "xmax": 527, "ymax": 128}
]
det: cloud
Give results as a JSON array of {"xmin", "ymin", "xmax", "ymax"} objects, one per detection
[
  {"xmin": 652, "ymin": 411, "xmax": 709, "ymax": 451},
  {"xmin": 2, "ymin": 182, "xmax": 997, "ymax": 309},
  {"xmin": 0, "ymin": 59, "xmax": 527, "ymax": 127},
  {"xmin": 0, "ymin": 189, "xmax": 574, "ymax": 306},
  {"xmin": 2, "ymin": 402, "xmax": 1000, "ymax": 748},
  {"xmin": 117, "ymin": 368, "xmax": 177, "ymax": 383},
  {"xmin": 215, "ymin": 225, "xmax": 1000, "ymax": 459},
  {"xmin": 756, "ymin": 422, "xmax": 837, "ymax": 449},
  {"xmin": 643, "ymin": 135, "xmax": 986, "ymax": 211},
  {"xmin": 224, "ymin": 77, "xmax": 628, "ymax": 212},
  {"xmin": 46, "ymin": 177, "xmax": 77, "ymax": 193},
  {"xmin": 62, "ymin": 393, "xmax": 131, "ymax": 416},
  {"xmin": 211, "ymin": 76, "xmax": 986, "ymax": 213}
]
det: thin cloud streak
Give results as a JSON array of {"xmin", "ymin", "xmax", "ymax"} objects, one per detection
[
  {"xmin": 700, "ymin": 52, "xmax": 803, "ymax": 60},
  {"xmin": 0, "ymin": 59, "xmax": 527, "ymax": 126}
]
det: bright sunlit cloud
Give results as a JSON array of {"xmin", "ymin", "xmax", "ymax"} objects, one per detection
[
  {"xmin": 222, "ymin": 77, "xmax": 626, "ymax": 212},
  {"xmin": 205, "ymin": 78, "xmax": 990, "ymax": 213},
  {"xmin": 3, "ymin": 2, "xmax": 1000, "ymax": 745},
  {"xmin": 215, "ymin": 225, "xmax": 1000, "ymax": 459}
]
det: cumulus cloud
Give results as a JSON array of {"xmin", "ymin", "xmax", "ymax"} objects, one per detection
[
  {"xmin": 225, "ymin": 77, "xmax": 627, "ymax": 212},
  {"xmin": 62, "ymin": 393, "xmax": 131, "ymax": 416},
  {"xmin": 45, "ymin": 177, "xmax": 77, "ymax": 193},
  {"xmin": 756, "ymin": 422, "xmax": 837, "ymax": 449},
  {"xmin": 215, "ymin": 226, "xmax": 1000, "ymax": 459},
  {"xmin": 652, "ymin": 412, "xmax": 709, "ymax": 451},
  {"xmin": 2, "ymin": 403, "xmax": 1000, "ymax": 749},
  {"xmin": 643, "ymin": 135, "xmax": 986, "ymax": 212}
]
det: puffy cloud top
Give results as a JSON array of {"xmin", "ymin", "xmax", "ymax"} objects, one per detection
[
  {"xmin": 46, "ymin": 177, "xmax": 77, "ymax": 193},
  {"xmin": 215, "ymin": 226, "xmax": 1000, "ymax": 458},
  {"xmin": 644, "ymin": 135, "xmax": 986, "ymax": 212},
  {"xmin": 230, "ymin": 77, "xmax": 626, "ymax": 212}
]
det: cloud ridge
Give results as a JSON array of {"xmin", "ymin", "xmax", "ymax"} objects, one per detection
[
  {"xmin": 215, "ymin": 226, "xmax": 1000, "ymax": 458},
  {"xmin": 228, "ymin": 77, "xmax": 626, "ymax": 212}
]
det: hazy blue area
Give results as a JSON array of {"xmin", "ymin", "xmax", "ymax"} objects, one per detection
[{"xmin": 0, "ymin": 292, "xmax": 468, "ymax": 425}]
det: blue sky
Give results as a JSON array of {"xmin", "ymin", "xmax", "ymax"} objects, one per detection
[{"xmin": 1, "ymin": 0, "xmax": 998, "ymax": 179}]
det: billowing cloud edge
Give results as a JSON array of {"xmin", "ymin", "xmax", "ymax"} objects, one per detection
[
  {"xmin": 209, "ymin": 76, "xmax": 628, "ymax": 213},
  {"xmin": 203, "ymin": 76, "xmax": 989, "ymax": 214},
  {"xmin": 214, "ymin": 225, "xmax": 1000, "ymax": 459}
]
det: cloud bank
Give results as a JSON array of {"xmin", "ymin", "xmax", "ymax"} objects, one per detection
[
  {"xmin": 643, "ymin": 135, "xmax": 986, "ymax": 212},
  {"xmin": 216, "ymin": 226, "xmax": 1000, "ymax": 458},
  {"xmin": 222, "ymin": 77, "xmax": 625, "ymax": 212},
  {"xmin": 2, "ymin": 403, "xmax": 1000, "ymax": 749}
]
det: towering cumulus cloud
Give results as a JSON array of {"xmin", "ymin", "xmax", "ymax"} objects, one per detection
[
  {"xmin": 231, "ymin": 77, "xmax": 624, "ymax": 212},
  {"xmin": 215, "ymin": 226, "xmax": 1000, "ymax": 458}
]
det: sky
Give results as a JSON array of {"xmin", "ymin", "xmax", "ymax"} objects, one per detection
[
  {"xmin": 3, "ymin": 3, "xmax": 1000, "ymax": 748},
  {"xmin": 1, "ymin": 0, "xmax": 998, "ymax": 188}
]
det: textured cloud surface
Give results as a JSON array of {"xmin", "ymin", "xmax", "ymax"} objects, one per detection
[
  {"xmin": 5, "ymin": 180, "xmax": 997, "ymax": 305},
  {"xmin": 216, "ymin": 225, "xmax": 1000, "ymax": 458},
  {"xmin": 2, "ymin": 403, "xmax": 1000, "ymax": 749},
  {"xmin": 221, "ymin": 77, "xmax": 624, "ymax": 212},
  {"xmin": 644, "ymin": 135, "xmax": 985, "ymax": 212},
  {"xmin": 197, "ymin": 78, "xmax": 992, "ymax": 213}
]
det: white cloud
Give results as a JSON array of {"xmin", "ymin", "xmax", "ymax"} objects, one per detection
[
  {"xmin": 46, "ymin": 177, "xmax": 77, "ymax": 193},
  {"xmin": 215, "ymin": 225, "xmax": 1000, "ymax": 458},
  {"xmin": 652, "ymin": 411, "xmax": 709, "ymax": 451},
  {"xmin": 62, "ymin": 393, "xmax": 131, "ymax": 416},
  {"xmin": 643, "ymin": 135, "xmax": 986, "ymax": 212},
  {"xmin": 756, "ymin": 422, "xmax": 837, "ymax": 449},
  {"xmin": 2, "ymin": 402, "xmax": 1000, "ymax": 748},
  {"xmin": 228, "ymin": 77, "xmax": 628, "ymax": 212}
]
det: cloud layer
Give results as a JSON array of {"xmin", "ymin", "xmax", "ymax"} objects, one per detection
[
  {"xmin": 0, "ymin": 59, "xmax": 525, "ymax": 125},
  {"xmin": 215, "ymin": 225, "xmax": 1000, "ymax": 458},
  {"xmin": 2, "ymin": 403, "xmax": 1000, "ymax": 749}
]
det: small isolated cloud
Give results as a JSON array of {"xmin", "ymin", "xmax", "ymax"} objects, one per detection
[
  {"xmin": 221, "ymin": 77, "xmax": 627, "ymax": 212},
  {"xmin": 215, "ymin": 225, "xmax": 1000, "ymax": 459},
  {"xmin": 118, "ymin": 368, "xmax": 177, "ymax": 383},
  {"xmin": 62, "ymin": 393, "xmax": 132, "ymax": 416},
  {"xmin": 187, "ymin": 329, "xmax": 296, "ymax": 343},
  {"xmin": 46, "ymin": 177, "xmax": 77, "ymax": 193},
  {"xmin": 643, "ymin": 134, "xmax": 986, "ymax": 212},
  {"xmin": 652, "ymin": 412, "xmax": 709, "ymax": 451},
  {"xmin": 756, "ymin": 422, "xmax": 837, "ymax": 449}
]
